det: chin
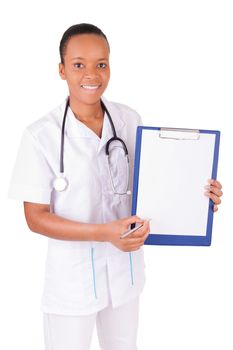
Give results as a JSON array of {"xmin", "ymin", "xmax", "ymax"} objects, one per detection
[{"xmin": 74, "ymin": 92, "xmax": 105, "ymax": 105}]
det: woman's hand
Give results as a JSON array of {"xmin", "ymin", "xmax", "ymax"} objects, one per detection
[
  {"xmin": 105, "ymin": 215, "xmax": 150, "ymax": 252},
  {"xmin": 204, "ymin": 179, "xmax": 223, "ymax": 212}
]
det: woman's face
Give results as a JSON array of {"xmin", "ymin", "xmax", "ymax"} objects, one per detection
[{"xmin": 59, "ymin": 34, "xmax": 110, "ymax": 106}]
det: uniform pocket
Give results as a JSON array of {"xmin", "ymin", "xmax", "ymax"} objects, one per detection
[{"xmin": 108, "ymin": 145, "xmax": 129, "ymax": 195}]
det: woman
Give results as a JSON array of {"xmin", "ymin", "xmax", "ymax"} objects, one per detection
[{"xmin": 8, "ymin": 23, "xmax": 223, "ymax": 350}]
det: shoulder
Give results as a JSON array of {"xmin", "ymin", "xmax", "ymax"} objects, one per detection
[
  {"xmin": 25, "ymin": 100, "xmax": 65, "ymax": 139},
  {"xmin": 109, "ymin": 100, "xmax": 140, "ymax": 116}
]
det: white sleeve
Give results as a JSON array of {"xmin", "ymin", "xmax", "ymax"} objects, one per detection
[{"xmin": 8, "ymin": 128, "xmax": 54, "ymax": 204}]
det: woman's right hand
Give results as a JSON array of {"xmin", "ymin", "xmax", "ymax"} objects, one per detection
[{"xmin": 104, "ymin": 216, "xmax": 150, "ymax": 252}]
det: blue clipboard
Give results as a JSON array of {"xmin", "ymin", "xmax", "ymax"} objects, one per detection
[{"xmin": 131, "ymin": 127, "xmax": 220, "ymax": 246}]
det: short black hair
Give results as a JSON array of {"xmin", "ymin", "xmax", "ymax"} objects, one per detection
[{"xmin": 59, "ymin": 23, "xmax": 110, "ymax": 64}]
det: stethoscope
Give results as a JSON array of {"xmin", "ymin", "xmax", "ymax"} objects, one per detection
[{"xmin": 53, "ymin": 97, "xmax": 131, "ymax": 195}]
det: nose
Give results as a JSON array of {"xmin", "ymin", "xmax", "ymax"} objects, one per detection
[{"xmin": 84, "ymin": 67, "xmax": 98, "ymax": 79}]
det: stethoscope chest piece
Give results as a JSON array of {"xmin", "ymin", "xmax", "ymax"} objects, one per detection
[{"xmin": 53, "ymin": 175, "xmax": 69, "ymax": 192}]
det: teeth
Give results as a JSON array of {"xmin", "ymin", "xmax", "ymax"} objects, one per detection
[{"xmin": 81, "ymin": 85, "xmax": 99, "ymax": 90}]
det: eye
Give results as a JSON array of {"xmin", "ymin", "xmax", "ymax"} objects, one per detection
[
  {"xmin": 97, "ymin": 63, "xmax": 107, "ymax": 68},
  {"xmin": 74, "ymin": 63, "xmax": 84, "ymax": 69}
]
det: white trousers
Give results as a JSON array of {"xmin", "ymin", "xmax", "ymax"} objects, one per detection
[{"xmin": 43, "ymin": 296, "xmax": 139, "ymax": 350}]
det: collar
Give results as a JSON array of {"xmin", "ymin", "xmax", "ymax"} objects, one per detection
[{"xmin": 64, "ymin": 96, "xmax": 126, "ymax": 142}]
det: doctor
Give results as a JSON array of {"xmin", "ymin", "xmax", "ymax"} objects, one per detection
[{"xmin": 8, "ymin": 23, "xmax": 223, "ymax": 350}]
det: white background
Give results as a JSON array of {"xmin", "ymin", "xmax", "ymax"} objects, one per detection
[{"xmin": 1, "ymin": 0, "xmax": 232, "ymax": 349}]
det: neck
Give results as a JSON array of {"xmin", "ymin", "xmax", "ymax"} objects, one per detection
[{"xmin": 69, "ymin": 96, "xmax": 103, "ymax": 122}]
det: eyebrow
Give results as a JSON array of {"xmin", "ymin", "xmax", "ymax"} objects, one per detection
[{"xmin": 71, "ymin": 57, "xmax": 108, "ymax": 61}]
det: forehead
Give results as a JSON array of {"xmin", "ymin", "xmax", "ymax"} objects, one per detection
[{"xmin": 65, "ymin": 34, "xmax": 109, "ymax": 59}]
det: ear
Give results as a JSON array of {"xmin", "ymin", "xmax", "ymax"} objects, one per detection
[{"xmin": 59, "ymin": 63, "xmax": 66, "ymax": 80}]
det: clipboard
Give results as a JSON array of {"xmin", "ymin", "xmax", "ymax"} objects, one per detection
[{"xmin": 131, "ymin": 127, "xmax": 220, "ymax": 246}]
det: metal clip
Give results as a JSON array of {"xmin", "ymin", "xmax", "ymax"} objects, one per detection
[{"xmin": 159, "ymin": 127, "xmax": 200, "ymax": 140}]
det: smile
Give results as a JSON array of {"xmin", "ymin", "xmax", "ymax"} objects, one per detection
[{"xmin": 81, "ymin": 84, "xmax": 101, "ymax": 90}]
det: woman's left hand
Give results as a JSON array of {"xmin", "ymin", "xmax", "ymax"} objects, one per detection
[{"xmin": 204, "ymin": 179, "xmax": 223, "ymax": 212}]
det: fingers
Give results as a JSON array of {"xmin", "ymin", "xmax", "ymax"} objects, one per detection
[
  {"xmin": 208, "ymin": 179, "xmax": 222, "ymax": 190},
  {"xmin": 205, "ymin": 185, "xmax": 223, "ymax": 197},
  {"xmin": 205, "ymin": 184, "xmax": 223, "ymax": 197},
  {"xmin": 120, "ymin": 220, "xmax": 150, "ymax": 251},
  {"xmin": 205, "ymin": 191, "xmax": 222, "ymax": 205},
  {"xmin": 131, "ymin": 221, "xmax": 150, "ymax": 238},
  {"xmin": 204, "ymin": 179, "xmax": 223, "ymax": 206},
  {"xmin": 123, "ymin": 234, "xmax": 148, "ymax": 251},
  {"xmin": 127, "ymin": 221, "xmax": 150, "ymax": 243},
  {"xmin": 119, "ymin": 216, "xmax": 150, "ymax": 252},
  {"xmin": 127, "ymin": 230, "xmax": 149, "ymax": 244},
  {"xmin": 124, "ymin": 215, "xmax": 144, "ymax": 226}
]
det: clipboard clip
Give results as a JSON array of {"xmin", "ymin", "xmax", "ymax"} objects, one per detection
[{"xmin": 159, "ymin": 128, "xmax": 200, "ymax": 140}]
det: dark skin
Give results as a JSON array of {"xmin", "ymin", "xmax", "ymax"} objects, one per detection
[
  {"xmin": 59, "ymin": 34, "xmax": 111, "ymax": 138},
  {"xmin": 24, "ymin": 34, "xmax": 223, "ymax": 249}
]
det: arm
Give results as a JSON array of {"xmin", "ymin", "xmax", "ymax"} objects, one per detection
[{"xmin": 23, "ymin": 202, "xmax": 150, "ymax": 252}]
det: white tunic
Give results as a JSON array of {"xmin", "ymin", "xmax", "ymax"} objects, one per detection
[{"xmin": 8, "ymin": 97, "xmax": 146, "ymax": 315}]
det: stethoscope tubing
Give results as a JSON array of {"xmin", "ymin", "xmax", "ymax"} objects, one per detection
[
  {"xmin": 53, "ymin": 97, "xmax": 130, "ymax": 194},
  {"xmin": 60, "ymin": 97, "xmax": 129, "ymax": 173},
  {"xmin": 60, "ymin": 97, "xmax": 70, "ymax": 173}
]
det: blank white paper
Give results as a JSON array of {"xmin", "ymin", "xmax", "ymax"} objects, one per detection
[{"xmin": 136, "ymin": 130, "xmax": 216, "ymax": 236}]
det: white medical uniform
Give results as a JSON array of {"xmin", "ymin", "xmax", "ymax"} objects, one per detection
[{"xmin": 8, "ymin": 97, "xmax": 146, "ymax": 317}]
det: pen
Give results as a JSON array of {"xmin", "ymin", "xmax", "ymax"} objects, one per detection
[{"xmin": 120, "ymin": 219, "xmax": 151, "ymax": 239}]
